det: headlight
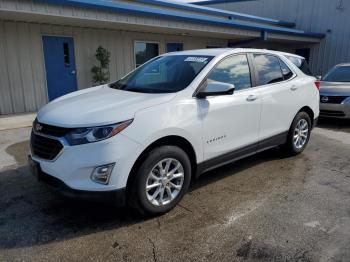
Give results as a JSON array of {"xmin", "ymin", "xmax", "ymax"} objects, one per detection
[{"xmin": 65, "ymin": 119, "xmax": 133, "ymax": 145}]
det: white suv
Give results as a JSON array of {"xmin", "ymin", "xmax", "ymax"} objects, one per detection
[{"xmin": 29, "ymin": 48, "xmax": 320, "ymax": 215}]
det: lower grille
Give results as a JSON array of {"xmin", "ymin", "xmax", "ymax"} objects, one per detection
[
  {"xmin": 320, "ymin": 110, "xmax": 346, "ymax": 117},
  {"xmin": 31, "ymin": 132, "xmax": 63, "ymax": 160},
  {"xmin": 39, "ymin": 170, "xmax": 65, "ymax": 188},
  {"xmin": 320, "ymin": 96, "xmax": 348, "ymax": 104}
]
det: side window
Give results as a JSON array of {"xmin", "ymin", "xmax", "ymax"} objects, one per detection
[
  {"xmin": 286, "ymin": 56, "xmax": 313, "ymax": 76},
  {"xmin": 254, "ymin": 54, "xmax": 284, "ymax": 85},
  {"xmin": 207, "ymin": 54, "xmax": 252, "ymax": 91},
  {"xmin": 279, "ymin": 59, "xmax": 294, "ymax": 80}
]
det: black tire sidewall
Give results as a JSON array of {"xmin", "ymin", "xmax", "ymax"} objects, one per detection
[
  {"xmin": 134, "ymin": 146, "xmax": 191, "ymax": 215},
  {"xmin": 287, "ymin": 112, "xmax": 312, "ymax": 154}
]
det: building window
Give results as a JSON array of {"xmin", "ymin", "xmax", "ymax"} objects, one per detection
[
  {"xmin": 134, "ymin": 41, "xmax": 159, "ymax": 67},
  {"xmin": 166, "ymin": 43, "xmax": 183, "ymax": 53}
]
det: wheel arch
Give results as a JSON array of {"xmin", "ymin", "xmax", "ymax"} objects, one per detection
[
  {"xmin": 298, "ymin": 106, "xmax": 315, "ymax": 127},
  {"xmin": 125, "ymin": 135, "xmax": 197, "ymax": 198}
]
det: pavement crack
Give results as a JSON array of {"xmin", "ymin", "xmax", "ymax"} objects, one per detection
[
  {"xmin": 178, "ymin": 203, "xmax": 193, "ymax": 213},
  {"xmin": 157, "ymin": 218, "xmax": 162, "ymax": 232},
  {"xmin": 292, "ymin": 249, "xmax": 310, "ymax": 261},
  {"xmin": 148, "ymin": 237, "xmax": 158, "ymax": 262}
]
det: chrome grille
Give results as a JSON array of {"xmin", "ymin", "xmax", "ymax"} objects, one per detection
[
  {"xmin": 320, "ymin": 110, "xmax": 346, "ymax": 117},
  {"xmin": 320, "ymin": 95, "xmax": 348, "ymax": 104}
]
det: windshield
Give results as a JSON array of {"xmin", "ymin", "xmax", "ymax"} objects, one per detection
[
  {"xmin": 110, "ymin": 55, "xmax": 213, "ymax": 93},
  {"xmin": 322, "ymin": 66, "xmax": 350, "ymax": 82}
]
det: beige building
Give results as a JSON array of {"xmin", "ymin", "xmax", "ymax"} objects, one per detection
[
  {"xmin": 196, "ymin": 0, "xmax": 348, "ymax": 75},
  {"xmin": 0, "ymin": 0, "xmax": 324, "ymax": 115}
]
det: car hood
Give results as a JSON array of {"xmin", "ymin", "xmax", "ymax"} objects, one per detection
[
  {"xmin": 320, "ymin": 81, "xmax": 350, "ymax": 95},
  {"xmin": 37, "ymin": 85, "xmax": 176, "ymax": 127}
]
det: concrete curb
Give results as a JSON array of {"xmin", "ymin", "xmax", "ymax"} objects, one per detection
[{"xmin": 0, "ymin": 113, "xmax": 36, "ymax": 131}]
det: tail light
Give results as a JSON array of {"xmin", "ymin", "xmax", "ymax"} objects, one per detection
[{"xmin": 314, "ymin": 80, "xmax": 320, "ymax": 90}]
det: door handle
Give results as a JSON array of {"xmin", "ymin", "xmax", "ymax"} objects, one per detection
[
  {"xmin": 71, "ymin": 70, "xmax": 76, "ymax": 75},
  {"xmin": 290, "ymin": 85, "xmax": 298, "ymax": 91},
  {"xmin": 246, "ymin": 94, "xmax": 258, "ymax": 102}
]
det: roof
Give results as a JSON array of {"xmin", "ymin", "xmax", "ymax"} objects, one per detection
[
  {"xmin": 38, "ymin": 0, "xmax": 325, "ymax": 39},
  {"xmin": 163, "ymin": 48, "xmax": 234, "ymax": 56},
  {"xmin": 193, "ymin": 0, "xmax": 255, "ymax": 6},
  {"xmin": 162, "ymin": 48, "xmax": 303, "ymax": 58},
  {"xmin": 336, "ymin": 63, "xmax": 350, "ymax": 67}
]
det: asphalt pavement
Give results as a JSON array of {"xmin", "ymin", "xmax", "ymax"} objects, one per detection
[{"xmin": 0, "ymin": 119, "xmax": 349, "ymax": 262}]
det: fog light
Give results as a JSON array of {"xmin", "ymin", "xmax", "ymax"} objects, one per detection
[{"xmin": 91, "ymin": 163, "xmax": 115, "ymax": 185}]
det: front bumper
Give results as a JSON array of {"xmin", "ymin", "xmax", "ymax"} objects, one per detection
[
  {"xmin": 35, "ymin": 162, "xmax": 126, "ymax": 206},
  {"xmin": 30, "ymin": 132, "xmax": 143, "ymax": 193},
  {"xmin": 319, "ymin": 97, "xmax": 350, "ymax": 119}
]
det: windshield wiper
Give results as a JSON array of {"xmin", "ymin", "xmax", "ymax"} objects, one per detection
[{"xmin": 124, "ymin": 88, "xmax": 151, "ymax": 93}]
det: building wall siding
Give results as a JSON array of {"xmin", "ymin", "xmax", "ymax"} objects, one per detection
[
  {"xmin": 0, "ymin": 20, "xmax": 227, "ymax": 115},
  {"xmin": 207, "ymin": 0, "xmax": 350, "ymax": 75},
  {"xmin": 0, "ymin": 0, "xmax": 261, "ymax": 39}
]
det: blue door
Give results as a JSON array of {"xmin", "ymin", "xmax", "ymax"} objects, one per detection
[
  {"xmin": 166, "ymin": 43, "xmax": 183, "ymax": 53},
  {"xmin": 42, "ymin": 36, "xmax": 77, "ymax": 101}
]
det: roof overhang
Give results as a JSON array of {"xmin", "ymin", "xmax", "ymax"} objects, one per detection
[
  {"xmin": 0, "ymin": 0, "xmax": 325, "ymax": 43},
  {"xmin": 39, "ymin": 0, "xmax": 325, "ymax": 38},
  {"xmin": 134, "ymin": 0, "xmax": 296, "ymax": 27}
]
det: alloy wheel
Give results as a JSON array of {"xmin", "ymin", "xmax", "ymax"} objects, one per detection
[
  {"xmin": 145, "ymin": 158, "xmax": 184, "ymax": 206},
  {"xmin": 293, "ymin": 118, "xmax": 309, "ymax": 149}
]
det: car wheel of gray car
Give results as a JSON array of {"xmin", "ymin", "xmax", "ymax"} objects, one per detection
[
  {"xmin": 283, "ymin": 111, "xmax": 312, "ymax": 156},
  {"xmin": 129, "ymin": 146, "xmax": 191, "ymax": 215}
]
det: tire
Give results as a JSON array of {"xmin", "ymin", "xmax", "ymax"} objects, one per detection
[
  {"xmin": 283, "ymin": 111, "xmax": 312, "ymax": 156},
  {"xmin": 129, "ymin": 146, "xmax": 191, "ymax": 216}
]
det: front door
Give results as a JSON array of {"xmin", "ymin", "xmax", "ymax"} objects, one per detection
[
  {"xmin": 200, "ymin": 54, "xmax": 261, "ymax": 161},
  {"xmin": 42, "ymin": 36, "xmax": 77, "ymax": 101}
]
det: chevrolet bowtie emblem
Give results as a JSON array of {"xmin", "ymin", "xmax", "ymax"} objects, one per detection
[{"xmin": 35, "ymin": 123, "xmax": 43, "ymax": 132}]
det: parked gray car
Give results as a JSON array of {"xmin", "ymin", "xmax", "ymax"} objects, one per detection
[{"xmin": 320, "ymin": 64, "xmax": 350, "ymax": 118}]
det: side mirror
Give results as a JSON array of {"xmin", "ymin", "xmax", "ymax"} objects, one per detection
[{"xmin": 196, "ymin": 81, "xmax": 235, "ymax": 99}]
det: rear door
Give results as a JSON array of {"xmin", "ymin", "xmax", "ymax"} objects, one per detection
[
  {"xmin": 251, "ymin": 53, "xmax": 299, "ymax": 146},
  {"xmin": 200, "ymin": 54, "xmax": 261, "ymax": 161}
]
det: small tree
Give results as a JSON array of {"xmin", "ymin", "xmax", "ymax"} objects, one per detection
[{"xmin": 91, "ymin": 46, "xmax": 111, "ymax": 85}]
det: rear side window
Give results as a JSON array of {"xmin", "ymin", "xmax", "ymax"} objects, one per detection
[
  {"xmin": 208, "ymin": 54, "xmax": 252, "ymax": 91},
  {"xmin": 279, "ymin": 60, "xmax": 294, "ymax": 80},
  {"xmin": 286, "ymin": 56, "xmax": 313, "ymax": 76},
  {"xmin": 253, "ymin": 54, "xmax": 284, "ymax": 85}
]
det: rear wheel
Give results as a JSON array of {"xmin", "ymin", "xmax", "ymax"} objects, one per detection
[
  {"xmin": 283, "ymin": 111, "xmax": 312, "ymax": 156},
  {"xmin": 129, "ymin": 146, "xmax": 191, "ymax": 215}
]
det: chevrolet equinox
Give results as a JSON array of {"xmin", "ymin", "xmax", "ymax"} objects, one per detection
[{"xmin": 29, "ymin": 49, "xmax": 320, "ymax": 215}]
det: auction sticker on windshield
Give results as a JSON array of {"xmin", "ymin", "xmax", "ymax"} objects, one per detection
[{"xmin": 184, "ymin": 57, "xmax": 208, "ymax": 63}]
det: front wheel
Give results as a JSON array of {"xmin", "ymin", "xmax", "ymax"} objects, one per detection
[
  {"xmin": 129, "ymin": 146, "xmax": 191, "ymax": 215},
  {"xmin": 283, "ymin": 111, "xmax": 312, "ymax": 156}
]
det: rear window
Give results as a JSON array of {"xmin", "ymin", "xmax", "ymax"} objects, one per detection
[{"xmin": 286, "ymin": 56, "xmax": 313, "ymax": 76}]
